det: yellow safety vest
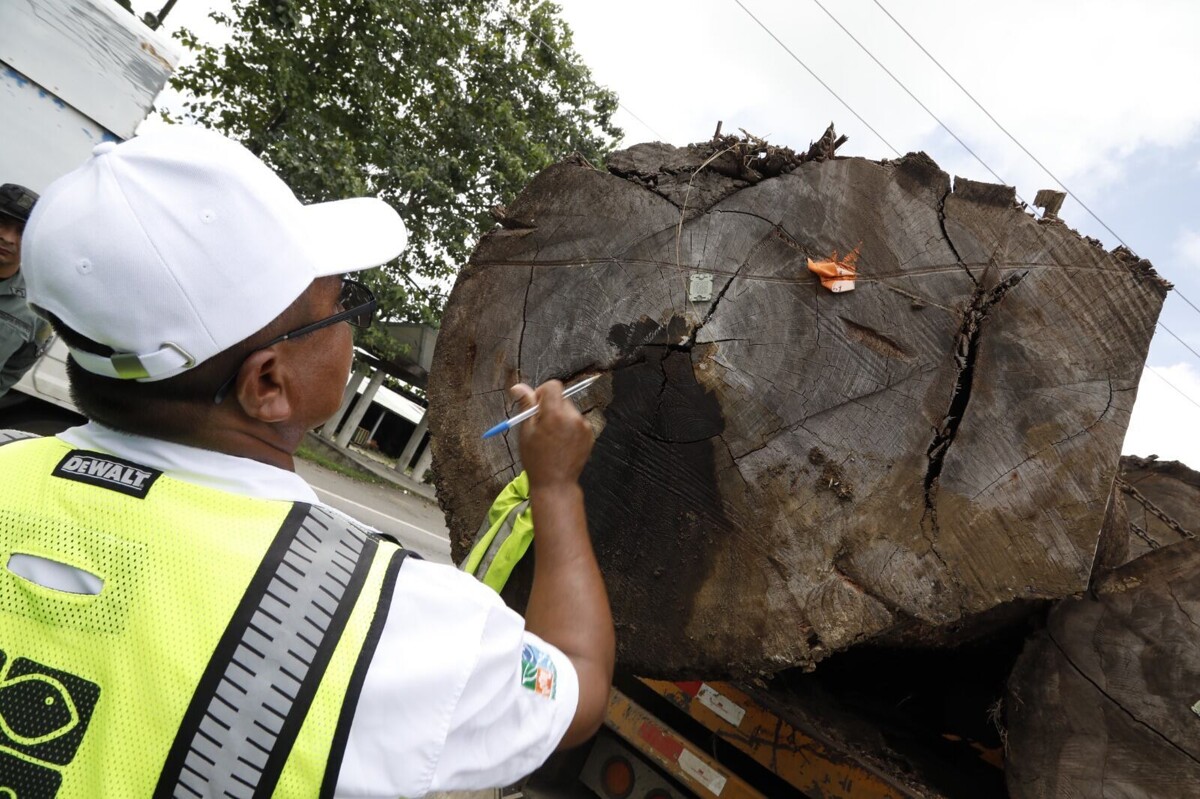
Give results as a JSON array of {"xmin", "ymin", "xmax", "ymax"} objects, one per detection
[
  {"xmin": 462, "ymin": 471, "xmax": 533, "ymax": 594},
  {"xmin": 0, "ymin": 433, "xmax": 407, "ymax": 798}
]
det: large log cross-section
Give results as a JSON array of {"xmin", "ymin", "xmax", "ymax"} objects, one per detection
[{"xmin": 428, "ymin": 131, "xmax": 1168, "ymax": 677}]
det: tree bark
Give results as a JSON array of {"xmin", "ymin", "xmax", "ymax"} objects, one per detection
[{"xmin": 428, "ymin": 131, "xmax": 1169, "ymax": 677}]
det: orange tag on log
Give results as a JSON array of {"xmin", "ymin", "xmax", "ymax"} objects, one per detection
[{"xmin": 807, "ymin": 245, "xmax": 860, "ymax": 293}]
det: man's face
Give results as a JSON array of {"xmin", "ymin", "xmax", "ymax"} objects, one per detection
[
  {"xmin": 0, "ymin": 216, "xmax": 23, "ymax": 277},
  {"xmin": 291, "ymin": 276, "xmax": 356, "ymax": 429}
]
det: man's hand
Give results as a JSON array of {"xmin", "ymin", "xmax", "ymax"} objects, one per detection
[
  {"xmin": 509, "ymin": 381, "xmax": 594, "ymax": 490},
  {"xmin": 511, "ymin": 379, "xmax": 614, "ymax": 750}
]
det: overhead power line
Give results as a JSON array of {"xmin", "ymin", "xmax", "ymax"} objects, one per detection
[
  {"xmin": 869, "ymin": 0, "xmax": 1200, "ymax": 333},
  {"xmin": 806, "ymin": 0, "xmax": 1026, "ymax": 207},
  {"xmin": 1159, "ymin": 322, "xmax": 1200, "ymax": 364},
  {"xmin": 1146, "ymin": 365, "xmax": 1200, "ymax": 412},
  {"xmin": 820, "ymin": 0, "xmax": 1200, "ymax": 402},
  {"xmin": 731, "ymin": 0, "xmax": 901, "ymax": 158},
  {"xmin": 868, "ymin": 1, "xmax": 1100, "ymax": 229},
  {"xmin": 1173, "ymin": 288, "xmax": 1200, "ymax": 317},
  {"xmin": 732, "ymin": 0, "xmax": 1200, "ymax": 411}
]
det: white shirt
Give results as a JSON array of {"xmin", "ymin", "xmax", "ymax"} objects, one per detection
[{"xmin": 56, "ymin": 423, "xmax": 579, "ymax": 798}]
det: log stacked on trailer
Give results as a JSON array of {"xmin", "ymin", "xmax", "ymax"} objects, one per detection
[
  {"xmin": 1003, "ymin": 456, "xmax": 1200, "ymax": 799},
  {"xmin": 1116, "ymin": 454, "xmax": 1199, "ymax": 558},
  {"xmin": 428, "ymin": 127, "xmax": 1169, "ymax": 678}
]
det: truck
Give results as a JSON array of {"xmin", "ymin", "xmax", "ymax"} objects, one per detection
[{"xmin": 0, "ymin": 0, "xmax": 179, "ymax": 432}]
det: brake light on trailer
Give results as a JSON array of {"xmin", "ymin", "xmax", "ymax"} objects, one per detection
[{"xmin": 600, "ymin": 755, "xmax": 635, "ymax": 798}]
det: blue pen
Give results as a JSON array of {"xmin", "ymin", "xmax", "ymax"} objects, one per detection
[{"xmin": 481, "ymin": 375, "xmax": 601, "ymax": 439}]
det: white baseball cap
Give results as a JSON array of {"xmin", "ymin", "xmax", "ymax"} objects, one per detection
[{"xmin": 22, "ymin": 126, "xmax": 407, "ymax": 381}]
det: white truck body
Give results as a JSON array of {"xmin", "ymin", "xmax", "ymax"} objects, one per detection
[{"xmin": 1, "ymin": 0, "xmax": 179, "ymax": 414}]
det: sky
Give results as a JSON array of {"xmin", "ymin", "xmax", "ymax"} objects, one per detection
[{"xmin": 136, "ymin": 0, "xmax": 1200, "ymax": 467}]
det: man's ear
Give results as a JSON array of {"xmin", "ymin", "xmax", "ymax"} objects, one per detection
[{"xmin": 234, "ymin": 346, "xmax": 294, "ymax": 423}]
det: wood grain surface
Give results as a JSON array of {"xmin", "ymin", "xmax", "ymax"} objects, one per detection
[{"xmin": 428, "ymin": 135, "xmax": 1168, "ymax": 677}]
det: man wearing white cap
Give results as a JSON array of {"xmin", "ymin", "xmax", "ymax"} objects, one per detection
[{"xmin": 0, "ymin": 126, "xmax": 613, "ymax": 797}]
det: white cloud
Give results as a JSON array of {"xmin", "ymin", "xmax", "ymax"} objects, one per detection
[
  {"xmin": 1123, "ymin": 363, "xmax": 1200, "ymax": 467},
  {"xmin": 122, "ymin": 0, "xmax": 1200, "ymax": 444},
  {"xmin": 1175, "ymin": 228, "xmax": 1200, "ymax": 271},
  {"xmin": 131, "ymin": 0, "xmax": 1200, "ymax": 208},
  {"xmin": 557, "ymin": 0, "xmax": 1200, "ymax": 204}
]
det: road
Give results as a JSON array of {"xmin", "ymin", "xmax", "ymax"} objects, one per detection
[{"xmin": 295, "ymin": 459, "xmax": 454, "ymax": 564}]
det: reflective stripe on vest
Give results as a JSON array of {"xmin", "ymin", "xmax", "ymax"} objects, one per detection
[
  {"xmin": 0, "ymin": 429, "xmax": 38, "ymax": 447},
  {"xmin": 462, "ymin": 471, "xmax": 534, "ymax": 593},
  {"xmin": 0, "ymin": 435, "xmax": 407, "ymax": 798},
  {"xmin": 155, "ymin": 504, "xmax": 377, "ymax": 799}
]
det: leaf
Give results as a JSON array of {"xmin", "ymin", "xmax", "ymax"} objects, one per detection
[{"xmin": 167, "ymin": 0, "xmax": 622, "ymax": 335}]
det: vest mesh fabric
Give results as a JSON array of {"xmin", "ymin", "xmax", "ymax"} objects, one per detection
[{"xmin": 0, "ymin": 436, "xmax": 400, "ymax": 798}]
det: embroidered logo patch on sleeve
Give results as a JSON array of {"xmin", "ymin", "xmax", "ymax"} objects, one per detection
[{"xmin": 520, "ymin": 643, "xmax": 557, "ymax": 699}]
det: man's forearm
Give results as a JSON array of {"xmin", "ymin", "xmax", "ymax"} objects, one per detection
[{"xmin": 523, "ymin": 482, "xmax": 615, "ymax": 748}]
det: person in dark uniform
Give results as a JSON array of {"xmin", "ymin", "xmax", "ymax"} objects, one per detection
[{"xmin": 0, "ymin": 183, "xmax": 49, "ymax": 396}]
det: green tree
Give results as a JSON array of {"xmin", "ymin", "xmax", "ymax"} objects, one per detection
[{"xmin": 170, "ymin": 0, "xmax": 620, "ymax": 354}]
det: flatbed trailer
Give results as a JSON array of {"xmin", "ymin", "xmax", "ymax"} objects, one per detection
[
  {"xmin": 522, "ymin": 632, "xmax": 1020, "ymax": 799},
  {"xmin": 589, "ymin": 680, "xmax": 915, "ymax": 799}
]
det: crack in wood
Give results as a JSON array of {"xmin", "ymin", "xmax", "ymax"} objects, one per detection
[
  {"xmin": 728, "ymin": 366, "xmax": 934, "ymax": 462},
  {"xmin": 502, "ymin": 430, "xmax": 516, "ymax": 471},
  {"xmin": 1165, "ymin": 583, "xmax": 1200, "ymax": 630},
  {"xmin": 731, "ymin": 438, "xmax": 773, "ymax": 463},
  {"xmin": 680, "ymin": 236, "xmax": 751, "ymax": 350},
  {"xmin": 970, "ymin": 375, "xmax": 1116, "ymax": 500},
  {"xmin": 517, "ymin": 264, "xmax": 533, "ymax": 379},
  {"xmin": 467, "ymin": 464, "xmax": 518, "ymax": 493},
  {"xmin": 1054, "ymin": 377, "xmax": 1115, "ymax": 446},
  {"xmin": 938, "ymin": 184, "xmax": 978, "ymax": 287},
  {"xmin": 923, "ymin": 271, "xmax": 1028, "ymax": 527},
  {"xmin": 838, "ymin": 317, "xmax": 914, "ymax": 361},
  {"xmin": 1047, "ymin": 631, "xmax": 1200, "ymax": 769},
  {"xmin": 830, "ymin": 550, "xmax": 919, "ymax": 628},
  {"xmin": 720, "ymin": 435, "xmax": 750, "ymax": 487},
  {"xmin": 652, "ymin": 347, "xmax": 673, "ymax": 423}
]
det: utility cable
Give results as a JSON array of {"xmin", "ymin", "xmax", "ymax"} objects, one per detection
[
  {"xmin": 816, "ymin": 0, "xmax": 1200, "ymax": 398},
  {"xmin": 1145, "ymin": 365, "xmax": 1200, "ymax": 412},
  {"xmin": 807, "ymin": 0, "xmax": 1026, "ymax": 207},
  {"xmin": 731, "ymin": 0, "xmax": 901, "ymax": 158},
  {"xmin": 869, "ymin": 0, "xmax": 1200, "ymax": 325},
  {"xmin": 1158, "ymin": 322, "xmax": 1200, "ymax": 364},
  {"xmin": 729, "ymin": 0, "xmax": 1200, "ymax": 410},
  {"xmin": 1173, "ymin": 290, "xmax": 1200, "ymax": 317}
]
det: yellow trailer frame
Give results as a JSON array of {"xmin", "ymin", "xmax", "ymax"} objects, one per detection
[
  {"xmin": 636, "ymin": 679, "xmax": 917, "ymax": 799},
  {"xmin": 603, "ymin": 687, "xmax": 767, "ymax": 799}
]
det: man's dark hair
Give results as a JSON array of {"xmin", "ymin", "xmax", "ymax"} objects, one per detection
[{"xmin": 37, "ymin": 282, "xmax": 322, "ymax": 437}]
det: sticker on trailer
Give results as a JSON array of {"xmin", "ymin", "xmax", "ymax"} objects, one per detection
[
  {"xmin": 697, "ymin": 683, "xmax": 746, "ymax": 728},
  {"xmin": 678, "ymin": 749, "xmax": 727, "ymax": 796}
]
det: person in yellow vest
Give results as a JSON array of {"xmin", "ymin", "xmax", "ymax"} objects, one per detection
[{"xmin": 0, "ymin": 126, "xmax": 614, "ymax": 798}]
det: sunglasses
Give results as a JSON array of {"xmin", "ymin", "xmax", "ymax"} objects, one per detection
[{"xmin": 213, "ymin": 278, "xmax": 376, "ymax": 404}]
